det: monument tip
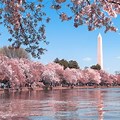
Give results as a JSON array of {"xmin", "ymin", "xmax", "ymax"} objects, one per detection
[{"xmin": 98, "ymin": 33, "xmax": 102, "ymax": 38}]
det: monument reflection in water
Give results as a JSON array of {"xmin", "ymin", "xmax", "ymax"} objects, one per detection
[{"xmin": 0, "ymin": 88, "xmax": 120, "ymax": 120}]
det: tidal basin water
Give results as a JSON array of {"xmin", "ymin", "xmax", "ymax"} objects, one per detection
[{"xmin": 0, "ymin": 88, "xmax": 120, "ymax": 120}]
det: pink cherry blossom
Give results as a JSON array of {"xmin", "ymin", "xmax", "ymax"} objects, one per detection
[
  {"xmin": 0, "ymin": 55, "xmax": 120, "ymax": 88},
  {"xmin": 63, "ymin": 68, "xmax": 79, "ymax": 85}
]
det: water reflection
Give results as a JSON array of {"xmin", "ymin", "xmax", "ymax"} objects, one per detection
[{"xmin": 0, "ymin": 88, "xmax": 120, "ymax": 120}]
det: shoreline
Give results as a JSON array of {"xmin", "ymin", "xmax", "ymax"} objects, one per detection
[{"xmin": 0, "ymin": 85, "xmax": 120, "ymax": 94}]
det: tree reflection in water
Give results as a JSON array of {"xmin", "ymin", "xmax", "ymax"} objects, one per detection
[
  {"xmin": 0, "ymin": 88, "xmax": 119, "ymax": 120},
  {"xmin": 0, "ymin": 117, "xmax": 30, "ymax": 120}
]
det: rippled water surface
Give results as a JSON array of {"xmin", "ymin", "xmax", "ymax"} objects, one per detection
[{"xmin": 0, "ymin": 88, "xmax": 120, "ymax": 120}]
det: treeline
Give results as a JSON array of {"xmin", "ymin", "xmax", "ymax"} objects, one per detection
[
  {"xmin": 54, "ymin": 58, "xmax": 79, "ymax": 69},
  {"xmin": 0, "ymin": 46, "xmax": 30, "ymax": 59},
  {"xmin": 54, "ymin": 58, "xmax": 101, "ymax": 70},
  {"xmin": 0, "ymin": 55, "xmax": 120, "ymax": 90}
]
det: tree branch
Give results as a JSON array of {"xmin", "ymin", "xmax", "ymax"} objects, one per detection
[
  {"xmin": 86, "ymin": 0, "xmax": 90, "ymax": 5},
  {"xmin": 106, "ymin": 0, "xmax": 120, "ymax": 5}
]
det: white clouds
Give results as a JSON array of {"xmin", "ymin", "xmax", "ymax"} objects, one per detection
[{"xmin": 82, "ymin": 57, "xmax": 92, "ymax": 62}]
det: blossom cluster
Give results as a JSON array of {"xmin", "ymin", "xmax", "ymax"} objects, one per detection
[
  {"xmin": 52, "ymin": 0, "xmax": 120, "ymax": 32},
  {"xmin": 0, "ymin": 0, "xmax": 49, "ymax": 58}
]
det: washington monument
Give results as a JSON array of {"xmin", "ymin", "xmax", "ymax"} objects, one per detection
[{"xmin": 97, "ymin": 33, "xmax": 103, "ymax": 69}]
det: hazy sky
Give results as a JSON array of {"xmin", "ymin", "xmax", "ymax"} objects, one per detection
[{"xmin": 0, "ymin": 3, "xmax": 120, "ymax": 74}]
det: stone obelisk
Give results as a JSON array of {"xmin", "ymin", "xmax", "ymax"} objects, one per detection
[{"xmin": 97, "ymin": 33, "xmax": 103, "ymax": 70}]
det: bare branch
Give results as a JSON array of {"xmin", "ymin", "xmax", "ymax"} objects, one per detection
[
  {"xmin": 106, "ymin": 0, "xmax": 120, "ymax": 5},
  {"xmin": 86, "ymin": 0, "xmax": 90, "ymax": 5}
]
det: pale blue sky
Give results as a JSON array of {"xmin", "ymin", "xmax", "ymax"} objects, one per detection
[{"xmin": 0, "ymin": 2, "xmax": 120, "ymax": 74}]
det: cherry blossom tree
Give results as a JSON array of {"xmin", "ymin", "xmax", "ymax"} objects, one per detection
[
  {"xmin": 74, "ymin": 69, "xmax": 85, "ymax": 86},
  {"xmin": 116, "ymin": 74, "xmax": 120, "ymax": 85},
  {"xmin": 98, "ymin": 70, "xmax": 112, "ymax": 86},
  {"xmin": 86, "ymin": 68, "xmax": 101, "ymax": 85},
  {"xmin": 0, "ymin": 56, "xmax": 27, "ymax": 88},
  {"xmin": 18, "ymin": 58, "xmax": 32, "ymax": 85},
  {"xmin": 41, "ymin": 63, "xmax": 64, "ymax": 86},
  {"xmin": 80, "ymin": 69, "xmax": 91, "ymax": 85},
  {"xmin": 0, "ymin": 55, "xmax": 45, "ymax": 88},
  {"xmin": 0, "ymin": 0, "xmax": 120, "ymax": 58},
  {"xmin": 41, "ymin": 69, "xmax": 60, "ymax": 86},
  {"xmin": 78, "ymin": 68, "xmax": 101, "ymax": 85},
  {"xmin": 62, "ymin": 68, "xmax": 101, "ymax": 86},
  {"xmin": 18, "ymin": 58, "xmax": 45, "ymax": 87},
  {"xmin": 7, "ymin": 58, "xmax": 26, "ymax": 88},
  {"xmin": 63, "ymin": 68, "xmax": 79, "ymax": 86},
  {"xmin": 46, "ymin": 63, "xmax": 64, "ymax": 80},
  {"xmin": 0, "ymin": 61, "xmax": 12, "ymax": 84},
  {"xmin": 0, "ymin": 56, "xmax": 13, "ymax": 86}
]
